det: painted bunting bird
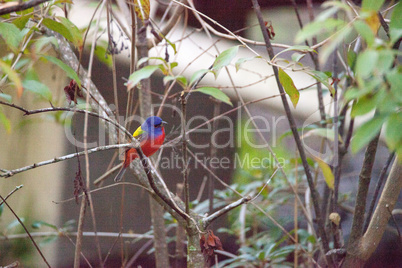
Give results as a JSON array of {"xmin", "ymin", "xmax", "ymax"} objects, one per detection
[{"xmin": 114, "ymin": 116, "xmax": 166, "ymax": 182}]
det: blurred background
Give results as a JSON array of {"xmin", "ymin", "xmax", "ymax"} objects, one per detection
[{"xmin": 0, "ymin": 0, "xmax": 400, "ymax": 267}]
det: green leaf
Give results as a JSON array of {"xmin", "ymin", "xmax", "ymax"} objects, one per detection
[
  {"xmin": 302, "ymin": 128, "xmax": 343, "ymax": 143},
  {"xmin": 41, "ymin": 55, "xmax": 80, "ymax": 86},
  {"xmin": 126, "ymin": 65, "xmax": 160, "ymax": 91},
  {"xmin": 39, "ymin": 235, "xmax": 58, "ymax": 246},
  {"xmin": 0, "ymin": 110, "xmax": 11, "ymax": 133},
  {"xmin": 212, "ymin": 46, "xmax": 240, "ymax": 78},
  {"xmin": 158, "ymin": 32, "xmax": 177, "ymax": 54},
  {"xmin": 362, "ymin": 0, "xmax": 385, "ymax": 11},
  {"xmin": 0, "ymin": 93, "xmax": 12, "ymax": 103},
  {"xmin": 307, "ymin": 70, "xmax": 335, "ymax": 96},
  {"xmin": 32, "ymin": 220, "xmax": 58, "ymax": 230},
  {"xmin": 0, "ymin": 22, "xmax": 22, "ymax": 50},
  {"xmin": 12, "ymin": 14, "xmax": 32, "ymax": 30},
  {"xmin": 56, "ymin": 16, "xmax": 83, "ymax": 48},
  {"xmin": 278, "ymin": 68, "xmax": 299, "ymax": 108},
  {"xmin": 291, "ymin": 52, "xmax": 305, "ymax": 62},
  {"xmin": 7, "ymin": 218, "xmax": 24, "ymax": 230},
  {"xmin": 0, "ymin": 60, "xmax": 23, "ymax": 97},
  {"xmin": 351, "ymin": 115, "xmax": 386, "ymax": 153},
  {"xmin": 163, "ymin": 75, "xmax": 187, "ymax": 87},
  {"xmin": 23, "ymin": 80, "xmax": 52, "ymax": 101},
  {"xmin": 0, "ymin": 204, "xmax": 3, "ymax": 217},
  {"xmin": 354, "ymin": 20, "xmax": 375, "ymax": 47},
  {"xmin": 376, "ymin": 50, "xmax": 394, "ymax": 73},
  {"xmin": 385, "ymin": 113, "xmax": 402, "ymax": 151},
  {"xmin": 295, "ymin": 18, "xmax": 346, "ymax": 43},
  {"xmin": 193, "ymin": 87, "xmax": 232, "ymax": 106},
  {"xmin": 351, "ymin": 94, "xmax": 379, "ymax": 117},
  {"xmin": 386, "ymin": 68, "xmax": 402, "ymax": 98},
  {"xmin": 320, "ymin": 25, "xmax": 353, "ymax": 64},
  {"xmin": 34, "ymin": 36, "xmax": 59, "ymax": 54},
  {"xmin": 355, "ymin": 49, "xmax": 378, "ymax": 79},
  {"xmin": 190, "ymin": 69, "xmax": 210, "ymax": 86},
  {"xmin": 389, "ymin": 2, "xmax": 402, "ymax": 44},
  {"xmin": 42, "ymin": 18, "xmax": 74, "ymax": 45},
  {"xmin": 313, "ymin": 157, "xmax": 334, "ymax": 190},
  {"xmin": 272, "ymin": 45, "xmax": 315, "ymax": 62},
  {"xmin": 94, "ymin": 44, "xmax": 112, "ymax": 67},
  {"xmin": 347, "ymin": 50, "xmax": 357, "ymax": 70},
  {"xmin": 235, "ymin": 56, "xmax": 260, "ymax": 72}
]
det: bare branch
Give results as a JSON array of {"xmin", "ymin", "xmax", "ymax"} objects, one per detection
[
  {"xmin": 1, "ymin": 231, "xmax": 153, "ymax": 240},
  {"xmin": 0, "ymin": 185, "xmax": 23, "ymax": 206},
  {"xmin": 136, "ymin": 147, "xmax": 189, "ymax": 221},
  {"xmin": 0, "ymin": 194, "xmax": 51, "ymax": 267},
  {"xmin": 343, "ymin": 158, "xmax": 402, "ymax": 266},
  {"xmin": 364, "ymin": 152, "xmax": 395, "ymax": 231},
  {"xmin": 0, "ymin": 0, "xmax": 50, "ymax": 15},
  {"xmin": 0, "ymin": 101, "xmax": 133, "ymax": 139},
  {"xmin": 202, "ymin": 196, "xmax": 252, "ymax": 229},
  {"xmin": 0, "ymin": 144, "xmax": 131, "ymax": 178},
  {"xmin": 251, "ymin": 1, "xmax": 331, "ymax": 264}
]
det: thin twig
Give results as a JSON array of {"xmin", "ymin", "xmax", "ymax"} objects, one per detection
[
  {"xmin": 1, "ymin": 231, "xmax": 153, "ymax": 240},
  {"xmin": 202, "ymin": 196, "xmax": 252, "ymax": 229},
  {"xmin": 180, "ymin": 92, "xmax": 190, "ymax": 220},
  {"xmin": 208, "ymin": 100, "xmax": 220, "ymax": 215},
  {"xmin": 0, "ymin": 101, "xmax": 133, "ymax": 139},
  {"xmin": 0, "ymin": 185, "xmax": 23, "ymax": 206},
  {"xmin": 187, "ymin": 0, "xmax": 316, "ymax": 242},
  {"xmin": 0, "ymin": 144, "xmax": 131, "ymax": 178},
  {"xmin": 290, "ymin": 0, "xmax": 326, "ymax": 123},
  {"xmin": 387, "ymin": 205, "xmax": 401, "ymax": 243},
  {"xmin": 80, "ymin": 0, "xmax": 106, "ymax": 265},
  {"xmin": 0, "ymin": 194, "xmax": 51, "ymax": 267},
  {"xmin": 363, "ymin": 152, "xmax": 395, "ymax": 231},
  {"xmin": 347, "ymin": 129, "xmax": 380, "ymax": 252},
  {"xmin": 136, "ymin": 147, "xmax": 189, "ymax": 221},
  {"xmin": 0, "ymin": 0, "xmax": 50, "ymax": 15},
  {"xmin": 251, "ymin": 0, "xmax": 331, "ymax": 264}
]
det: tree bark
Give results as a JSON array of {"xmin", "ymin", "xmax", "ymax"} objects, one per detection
[
  {"xmin": 136, "ymin": 17, "xmax": 170, "ymax": 268},
  {"xmin": 343, "ymin": 157, "xmax": 402, "ymax": 267}
]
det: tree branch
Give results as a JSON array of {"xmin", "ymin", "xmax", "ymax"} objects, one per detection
[
  {"xmin": 347, "ymin": 131, "xmax": 380, "ymax": 246},
  {"xmin": 136, "ymin": 147, "xmax": 189, "ymax": 221},
  {"xmin": 343, "ymin": 157, "xmax": 402, "ymax": 266},
  {"xmin": 0, "ymin": 101, "xmax": 132, "ymax": 139},
  {"xmin": 202, "ymin": 196, "xmax": 251, "ymax": 229},
  {"xmin": 1, "ymin": 231, "xmax": 153, "ymax": 240},
  {"xmin": 0, "ymin": 144, "xmax": 131, "ymax": 178},
  {"xmin": 0, "ymin": 194, "xmax": 51, "ymax": 267},
  {"xmin": 0, "ymin": 0, "xmax": 51, "ymax": 15},
  {"xmin": 0, "ymin": 185, "xmax": 23, "ymax": 206},
  {"xmin": 251, "ymin": 0, "xmax": 331, "ymax": 264},
  {"xmin": 364, "ymin": 152, "xmax": 395, "ymax": 231}
]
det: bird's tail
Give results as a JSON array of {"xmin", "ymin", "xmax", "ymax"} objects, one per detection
[{"xmin": 114, "ymin": 165, "xmax": 127, "ymax": 182}]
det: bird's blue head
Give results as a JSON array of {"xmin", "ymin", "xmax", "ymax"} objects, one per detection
[{"xmin": 141, "ymin": 116, "xmax": 166, "ymax": 137}]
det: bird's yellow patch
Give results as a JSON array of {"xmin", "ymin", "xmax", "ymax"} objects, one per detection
[{"xmin": 133, "ymin": 126, "xmax": 145, "ymax": 138}]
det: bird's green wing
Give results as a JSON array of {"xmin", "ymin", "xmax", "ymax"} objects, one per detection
[{"xmin": 133, "ymin": 125, "xmax": 147, "ymax": 141}]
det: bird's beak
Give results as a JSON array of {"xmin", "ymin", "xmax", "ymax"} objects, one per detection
[{"xmin": 162, "ymin": 121, "xmax": 167, "ymax": 125}]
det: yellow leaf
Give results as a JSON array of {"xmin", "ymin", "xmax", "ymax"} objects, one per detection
[
  {"xmin": 365, "ymin": 11, "xmax": 380, "ymax": 35},
  {"xmin": 278, "ymin": 68, "xmax": 300, "ymax": 108},
  {"xmin": 134, "ymin": 0, "xmax": 150, "ymax": 23},
  {"xmin": 0, "ymin": 60, "xmax": 23, "ymax": 98},
  {"xmin": 313, "ymin": 156, "xmax": 334, "ymax": 190}
]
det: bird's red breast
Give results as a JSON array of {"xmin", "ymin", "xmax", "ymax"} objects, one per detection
[{"xmin": 123, "ymin": 127, "xmax": 165, "ymax": 168}]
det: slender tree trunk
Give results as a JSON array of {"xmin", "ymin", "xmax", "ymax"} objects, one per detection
[
  {"xmin": 187, "ymin": 227, "xmax": 205, "ymax": 268},
  {"xmin": 136, "ymin": 18, "xmax": 169, "ymax": 267},
  {"xmin": 343, "ymin": 157, "xmax": 402, "ymax": 267}
]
